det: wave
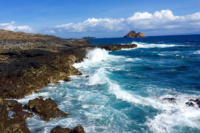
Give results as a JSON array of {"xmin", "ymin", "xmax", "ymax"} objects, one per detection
[
  {"xmin": 86, "ymin": 68, "xmax": 107, "ymax": 86},
  {"xmin": 131, "ymin": 41, "xmax": 185, "ymax": 48},
  {"xmin": 147, "ymin": 94, "xmax": 200, "ymax": 133},
  {"xmin": 194, "ymin": 50, "xmax": 200, "ymax": 54}
]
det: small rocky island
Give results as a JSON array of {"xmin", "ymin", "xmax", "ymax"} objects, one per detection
[
  {"xmin": 83, "ymin": 36, "xmax": 96, "ymax": 39},
  {"xmin": 0, "ymin": 29, "xmax": 137, "ymax": 132},
  {"xmin": 124, "ymin": 30, "xmax": 145, "ymax": 38}
]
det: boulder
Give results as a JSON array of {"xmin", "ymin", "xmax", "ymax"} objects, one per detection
[
  {"xmin": 162, "ymin": 98, "xmax": 176, "ymax": 103},
  {"xmin": 51, "ymin": 126, "xmax": 71, "ymax": 133},
  {"xmin": 24, "ymin": 97, "xmax": 69, "ymax": 121},
  {"xmin": 72, "ymin": 126, "xmax": 85, "ymax": 133},
  {"xmin": 50, "ymin": 125, "xmax": 85, "ymax": 133}
]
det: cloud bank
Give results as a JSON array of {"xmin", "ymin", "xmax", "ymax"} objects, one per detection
[
  {"xmin": 50, "ymin": 10, "xmax": 200, "ymax": 35},
  {"xmin": 0, "ymin": 21, "xmax": 33, "ymax": 32}
]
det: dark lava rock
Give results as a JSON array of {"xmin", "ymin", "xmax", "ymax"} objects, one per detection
[
  {"xmin": 51, "ymin": 125, "xmax": 85, "ymax": 133},
  {"xmin": 51, "ymin": 126, "xmax": 72, "ymax": 133},
  {"xmin": 0, "ymin": 105, "xmax": 31, "ymax": 133},
  {"xmin": 24, "ymin": 97, "xmax": 69, "ymax": 121},
  {"xmin": 162, "ymin": 98, "xmax": 176, "ymax": 103},
  {"xmin": 124, "ymin": 30, "xmax": 145, "ymax": 38},
  {"xmin": 85, "ymin": 75, "xmax": 89, "ymax": 78},
  {"xmin": 72, "ymin": 126, "xmax": 85, "ymax": 133}
]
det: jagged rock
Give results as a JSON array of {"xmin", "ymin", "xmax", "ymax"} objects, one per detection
[
  {"xmin": 124, "ymin": 30, "xmax": 145, "ymax": 38},
  {"xmin": 24, "ymin": 97, "xmax": 69, "ymax": 121},
  {"xmin": 162, "ymin": 98, "xmax": 176, "ymax": 103},
  {"xmin": 0, "ymin": 105, "xmax": 31, "ymax": 133},
  {"xmin": 51, "ymin": 126, "xmax": 72, "ymax": 133},
  {"xmin": 186, "ymin": 98, "xmax": 200, "ymax": 108},
  {"xmin": 50, "ymin": 125, "xmax": 85, "ymax": 133}
]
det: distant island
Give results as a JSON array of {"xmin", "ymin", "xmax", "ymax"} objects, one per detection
[
  {"xmin": 83, "ymin": 36, "xmax": 96, "ymax": 39},
  {"xmin": 124, "ymin": 30, "xmax": 145, "ymax": 38}
]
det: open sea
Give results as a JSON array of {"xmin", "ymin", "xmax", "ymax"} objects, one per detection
[{"xmin": 18, "ymin": 34, "xmax": 200, "ymax": 133}]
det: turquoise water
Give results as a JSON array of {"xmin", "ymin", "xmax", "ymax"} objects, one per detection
[{"xmin": 19, "ymin": 35, "xmax": 200, "ymax": 133}]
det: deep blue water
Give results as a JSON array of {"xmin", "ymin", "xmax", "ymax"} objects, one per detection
[{"xmin": 19, "ymin": 35, "xmax": 200, "ymax": 133}]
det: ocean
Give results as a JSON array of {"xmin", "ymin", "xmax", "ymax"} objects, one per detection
[{"xmin": 18, "ymin": 34, "xmax": 200, "ymax": 133}]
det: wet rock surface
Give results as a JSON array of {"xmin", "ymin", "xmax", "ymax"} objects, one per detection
[
  {"xmin": 24, "ymin": 97, "xmax": 69, "ymax": 121},
  {"xmin": 186, "ymin": 98, "xmax": 200, "ymax": 108},
  {"xmin": 0, "ymin": 102, "xmax": 31, "ymax": 133},
  {"xmin": 51, "ymin": 125, "xmax": 85, "ymax": 133},
  {"xmin": 51, "ymin": 126, "xmax": 72, "ymax": 133}
]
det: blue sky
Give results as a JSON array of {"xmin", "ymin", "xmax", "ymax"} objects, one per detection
[{"xmin": 0, "ymin": 0, "xmax": 200, "ymax": 38}]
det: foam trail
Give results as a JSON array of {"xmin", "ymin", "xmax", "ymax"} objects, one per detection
[
  {"xmin": 132, "ymin": 41, "xmax": 185, "ymax": 48},
  {"xmin": 194, "ymin": 50, "xmax": 200, "ymax": 54},
  {"xmin": 146, "ymin": 94, "xmax": 200, "ymax": 133}
]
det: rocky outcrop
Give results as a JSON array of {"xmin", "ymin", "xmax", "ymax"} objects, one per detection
[
  {"xmin": 97, "ymin": 44, "xmax": 137, "ymax": 51},
  {"xmin": 124, "ymin": 30, "xmax": 145, "ymax": 38},
  {"xmin": 24, "ymin": 97, "xmax": 69, "ymax": 121},
  {"xmin": 51, "ymin": 125, "xmax": 85, "ymax": 133},
  {"xmin": 0, "ymin": 100, "xmax": 31, "ymax": 133}
]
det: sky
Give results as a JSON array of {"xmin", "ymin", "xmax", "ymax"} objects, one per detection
[{"xmin": 0, "ymin": 0, "xmax": 200, "ymax": 38}]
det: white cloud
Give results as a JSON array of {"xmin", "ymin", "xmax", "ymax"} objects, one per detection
[
  {"xmin": 53, "ymin": 10, "xmax": 200, "ymax": 34},
  {"xmin": 0, "ymin": 21, "xmax": 32, "ymax": 32}
]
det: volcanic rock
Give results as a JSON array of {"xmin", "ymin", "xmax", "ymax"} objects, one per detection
[
  {"xmin": 72, "ymin": 126, "xmax": 85, "ymax": 133},
  {"xmin": 51, "ymin": 125, "xmax": 85, "ymax": 133},
  {"xmin": 0, "ymin": 104, "xmax": 31, "ymax": 133},
  {"xmin": 24, "ymin": 97, "xmax": 69, "ymax": 121},
  {"xmin": 51, "ymin": 126, "xmax": 72, "ymax": 133}
]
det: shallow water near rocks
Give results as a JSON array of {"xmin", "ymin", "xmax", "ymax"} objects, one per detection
[{"xmin": 18, "ymin": 35, "xmax": 200, "ymax": 133}]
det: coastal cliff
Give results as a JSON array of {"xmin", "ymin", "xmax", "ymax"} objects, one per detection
[
  {"xmin": 0, "ymin": 29, "xmax": 137, "ymax": 132},
  {"xmin": 124, "ymin": 30, "xmax": 145, "ymax": 38}
]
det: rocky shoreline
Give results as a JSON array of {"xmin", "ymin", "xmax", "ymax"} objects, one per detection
[{"xmin": 0, "ymin": 29, "xmax": 137, "ymax": 132}]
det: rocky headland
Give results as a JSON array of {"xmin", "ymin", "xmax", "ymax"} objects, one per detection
[
  {"xmin": 124, "ymin": 30, "xmax": 145, "ymax": 38},
  {"xmin": 0, "ymin": 29, "xmax": 137, "ymax": 132}
]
